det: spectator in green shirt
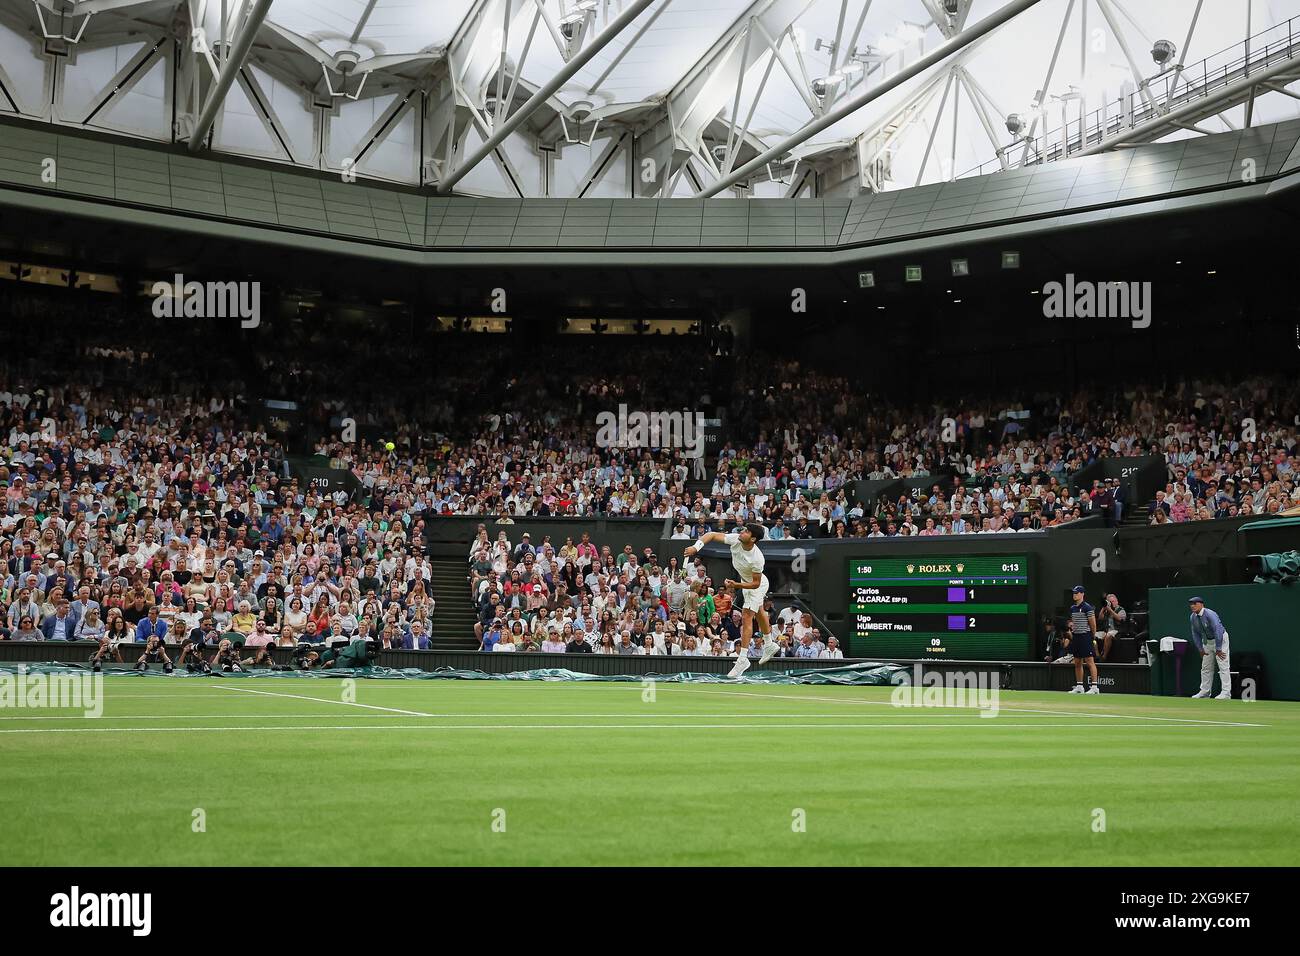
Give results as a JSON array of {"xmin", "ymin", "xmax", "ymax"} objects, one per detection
[{"xmin": 696, "ymin": 583, "xmax": 715, "ymax": 627}]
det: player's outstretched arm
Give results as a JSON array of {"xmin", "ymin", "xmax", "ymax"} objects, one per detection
[{"xmin": 685, "ymin": 531, "xmax": 726, "ymax": 555}]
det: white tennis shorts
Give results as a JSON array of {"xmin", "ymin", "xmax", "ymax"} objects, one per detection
[{"xmin": 741, "ymin": 574, "xmax": 770, "ymax": 613}]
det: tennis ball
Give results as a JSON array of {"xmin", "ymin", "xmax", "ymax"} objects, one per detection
[{"xmin": 384, "ymin": 441, "xmax": 396, "ymax": 452}]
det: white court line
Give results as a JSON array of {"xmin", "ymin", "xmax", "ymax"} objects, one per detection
[
  {"xmin": 213, "ymin": 684, "xmax": 433, "ymax": 717},
  {"xmin": 96, "ymin": 697, "xmax": 258, "ymax": 702},
  {"xmin": 0, "ymin": 722, "xmax": 1262, "ymax": 734},
  {"xmin": 982, "ymin": 704, "xmax": 1267, "ymax": 727},
  {"xmin": 0, "ymin": 713, "xmax": 410, "ymax": 720},
  {"xmin": 0, "ymin": 711, "xmax": 1062, "ymax": 721},
  {"xmin": 93, "ymin": 680, "xmax": 1270, "ymax": 729},
  {"xmin": 668, "ymin": 688, "xmax": 1268, "ymax": 727}
]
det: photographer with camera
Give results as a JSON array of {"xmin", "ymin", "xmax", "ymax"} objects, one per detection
[
  {"xmin": 134, "ymin": 635, "xmax": 174, "ymax": 674},
  {"xmin": 1096, "ymin": 593, "xmax": 1127, "ymax": 661},
  {"xmin": 176, "ymin": 613, "xmax": 222, "ymax": 672},
  {"xmin": 211, "ymin": 638, "xmax": 247, "ymax": 673},
  {"xmin": 1042, "ymin": 616, "xmax": 1072, "ymax": 663},
  {"xmin": 176, "ymin": 636, "xmax": 213, "ymax": 674}
]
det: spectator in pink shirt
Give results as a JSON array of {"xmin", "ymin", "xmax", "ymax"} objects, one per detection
[{"xmin": 246, "ymin": 619, "xmax": 274, "ymax": 649}]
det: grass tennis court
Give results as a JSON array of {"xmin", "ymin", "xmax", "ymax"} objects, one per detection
[{"xmin": 2, "ymin": 676, "xmax": 1296, "ymax": 866}]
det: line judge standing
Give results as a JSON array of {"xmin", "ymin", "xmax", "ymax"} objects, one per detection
[{"xmin": 1188, "ymin": 596, "xmax": 1231, "ymax": 700}]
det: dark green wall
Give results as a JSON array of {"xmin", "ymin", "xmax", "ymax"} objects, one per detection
[
  {"xmin": 802, "ymin": 517, "xmax": 1284, "ymax": 659},
  {"xmin": 1149, "ymin": 583, "xmax": 1300, "ymax": 700}
]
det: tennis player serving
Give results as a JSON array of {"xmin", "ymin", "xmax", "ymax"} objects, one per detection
[{"xmin": 686, "ymin": 523, "xmax": 778, "ymax": 678}]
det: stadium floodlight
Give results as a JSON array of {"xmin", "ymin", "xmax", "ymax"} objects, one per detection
[
  {"xmin": 1151, "ymin": 39, "xmax": 1177, "ymax": 69},
  {"xmin": 905, "ymin": 266, "xmax": 923, "ymax": 283},
  {"xmin": 322, "ymin": 51, "xmax": 368, "ymax": 101},
  {"xmin": 1005, "ymin": 113, "xmax": 1025, "ymax": 137},
  {"xmin": 559, "ymin": 101, "xmax": 601, "ymax": 146},
  {"xmin": 811, "ymin": 75, "xmax": 842, "ymax": 100},
  {"xmin": 951, "ymin": 259, "xmax": 970, "ymax": 277},
  {"xmin": 33, "ymin": 0, "xmax": 90, "ymax": 45},
  {"xmin": 560, "ymin": 11, "xmax": 590, "ymax": 38},
  {"xmin": 560, "ymin": 8, "xmax": 596, "ymax": 59},
  {"xmin": 858, "ymin": 271, "xmax": 875, "ymax": 289},
  {"xmin": 1002, "ymin": 251, "xmax": 1021, "ymax": 269}
]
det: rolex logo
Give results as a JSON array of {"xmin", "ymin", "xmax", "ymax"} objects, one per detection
[
  {"xmin": 906, "ymin": 564, "xmax": 915, "ymax": 574},
  {"xmin": 956, "ymin": 563, "xmax": 965, "ymax": 572}
]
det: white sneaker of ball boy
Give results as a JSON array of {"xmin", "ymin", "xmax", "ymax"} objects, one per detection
[{"xmin": 685, "ymin": 523, "xmax": 778, "ymax": 679}]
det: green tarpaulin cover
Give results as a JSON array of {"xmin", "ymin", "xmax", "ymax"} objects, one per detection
[
  {"xmin": 0, "ymin": 661, "xmax": 907, "ymax": 685},
  {"xmin": 1252, "ymin": 550, "xmax": 1300, "ymax": 585}
]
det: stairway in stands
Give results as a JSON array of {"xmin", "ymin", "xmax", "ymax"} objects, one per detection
[
  {"xmin": 684, "ymin": 477, "xmax": 712, "ymax": 500},
  {"xmin": 1120, "ymin": 504, "xmax": 1151, "ymax": 528},
  {"xmin": 429, "ymin": 555, "xmax": 480, "ymax": 651}
]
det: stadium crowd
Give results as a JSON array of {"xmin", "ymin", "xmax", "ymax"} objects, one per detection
[
  {"xmin": 304, "ymin": 340, "xmax": 1300, "ymax": 535},
  {"xmin": 0, "ymin": 284, "xmax": 1296, "ymax": 657},
  {"xmin": 466, "ymin": 525, "xmax": 838, "ymax": 659}
]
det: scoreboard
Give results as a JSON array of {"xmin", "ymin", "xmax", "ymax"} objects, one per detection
[{"xmin": 848, "ymin": 555, "xmax": 1032, "ymax": 660}]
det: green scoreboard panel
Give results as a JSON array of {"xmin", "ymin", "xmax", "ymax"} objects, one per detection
[{"xmin": 848, "ymin": 555, "xmax": 1032, "ymax": 660}]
